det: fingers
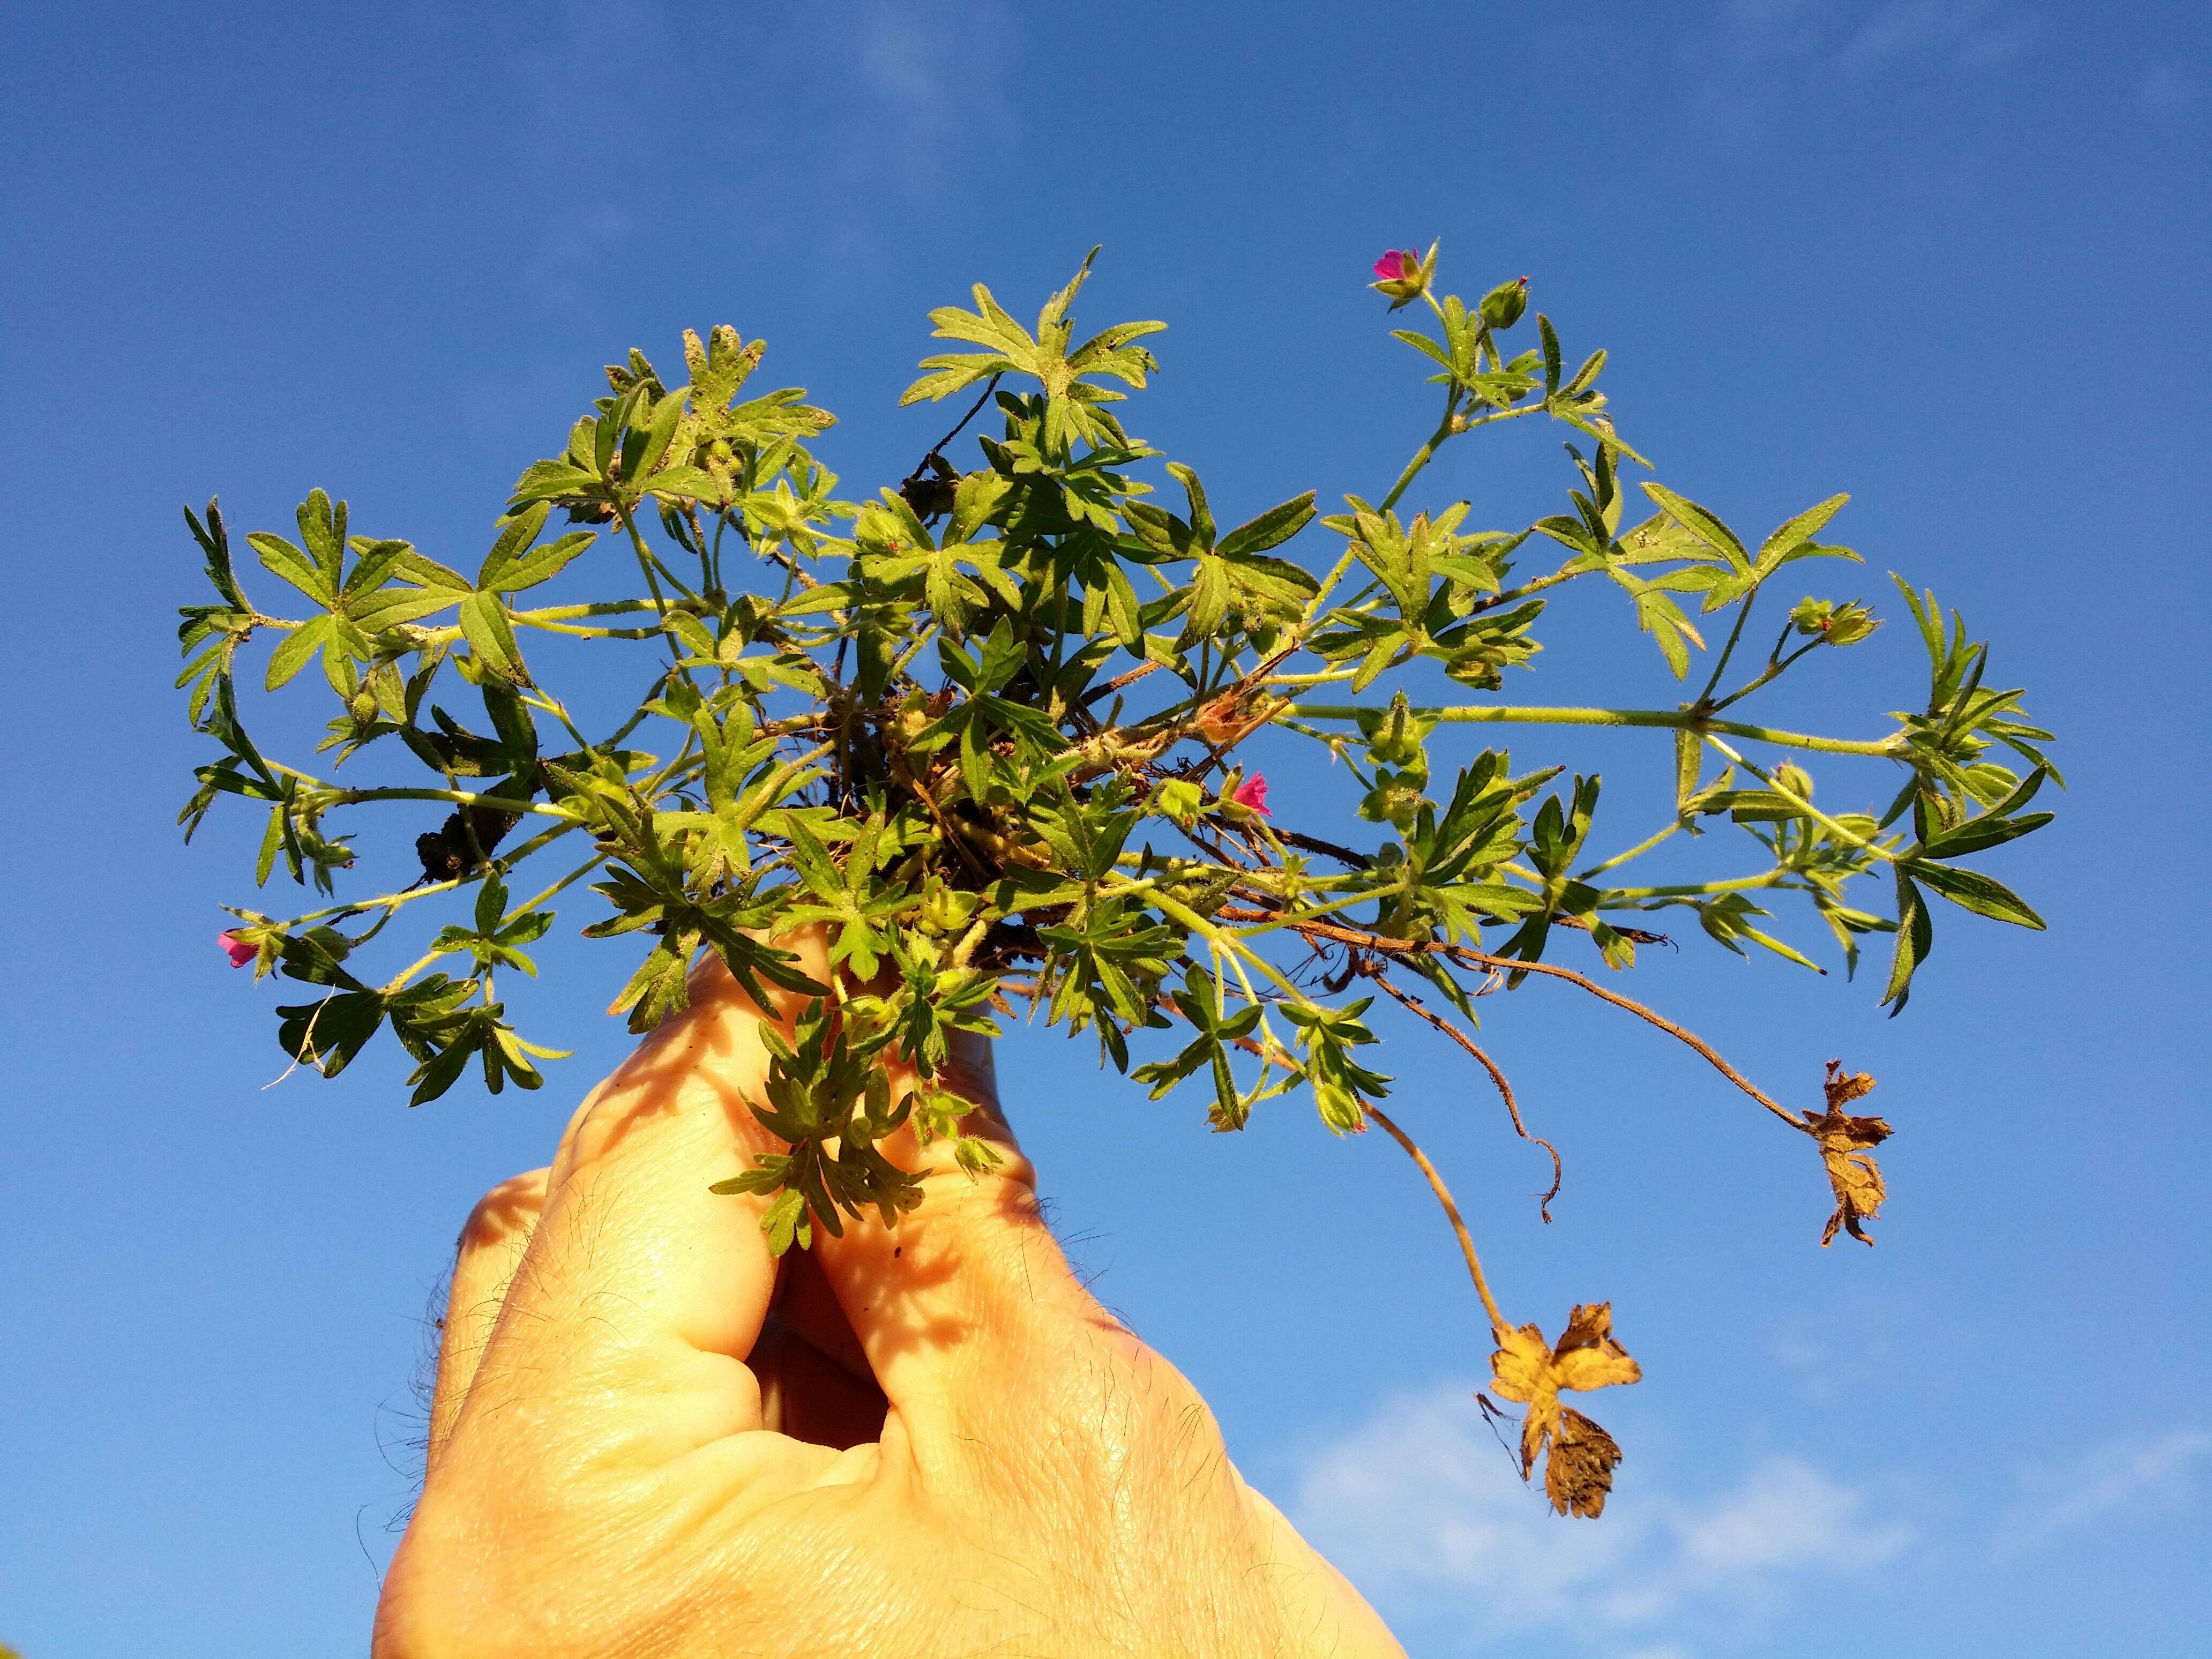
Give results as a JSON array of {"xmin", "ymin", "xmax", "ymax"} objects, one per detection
[
  {"xmin": 425, "ymin": 1167, "xmax": 548, "ymax": 1478},
  {"xmin": 809, "ymin": 1029, "xmax": 1123, "ymax": 1452},
  {"xmin": 452, "ymin": 941, "xmax": 832, "ymax": 1456}
]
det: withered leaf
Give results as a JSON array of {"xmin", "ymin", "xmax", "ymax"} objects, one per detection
[
  {"xmin": 1547, "ymin": 1408, "xmax": 1624, "ymax": 1520},
  {"xmin": 1804, "ymin": 1059, "xmax": 1890, "ymax": 1247},
  {"xmin": 1487, "ymin": 1301, "xmax": 1641, "ymax": 1518}
]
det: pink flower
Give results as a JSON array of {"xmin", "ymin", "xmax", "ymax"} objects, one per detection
[
  {"xmin": 220, "ymin": 929, "xmax": 256, "ymax": 968},
  {"xmin": 1370, "ymin": 242, "xmax": 1436, "ymax": 310},
  {"xmin": 1230, "ymin": 773, "xmax": 1271, "ymax": 817}
]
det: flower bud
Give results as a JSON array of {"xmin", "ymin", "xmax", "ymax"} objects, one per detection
[
  {"xmin": 1789, "ymin": 596, "xmax": 1836, "ymax": 635},
  {"xmin": 918, "ymin": 877, "xmax": 979, "ymax": 934},
  {"xmin": 1773, "ymin": 761, "xmax": 1814, "ymax": 801},
  {"xmin": 1479, "ymin": 275, "xmax": 1530, "ymax": 330},
  {"xmin": 1791, "ymin": 596, "xmax": 1878, "ymax": 646}
]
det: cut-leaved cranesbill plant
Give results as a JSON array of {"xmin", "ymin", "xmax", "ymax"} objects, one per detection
[{"xmin": 179, "ymin": 245, "xmax": 2057, "ymax": 1518}]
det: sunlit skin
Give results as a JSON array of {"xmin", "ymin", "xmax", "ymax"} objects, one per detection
[{"xmin": 376, "ymin": 935, "xmax": 1406, "ymax": 1658}]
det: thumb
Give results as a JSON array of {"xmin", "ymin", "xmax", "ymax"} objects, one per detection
[{"xmin": 809, "ymin": 1030, "xmax": 1122, "ymax": 1452}]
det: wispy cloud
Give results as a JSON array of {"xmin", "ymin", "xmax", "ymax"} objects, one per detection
[
  {"xmin": 1722, "ymin": 0, "xmax": 2045, "ymax": 74},
  {"xmin": 507, "ymin": 0, "xmax": 1015, "ymax": 306},
  {"xmin": 1284, "ymin": 1384, "xmax": 1912, "ymax": 1655},
  {"xmin": 1991, "ymin": 1428, "xmax": 2212, "ymax": 1561}
]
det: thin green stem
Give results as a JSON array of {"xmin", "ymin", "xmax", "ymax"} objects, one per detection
[
  {"xmin": 1693, "ymin": 586, "xmax": 1759, "ymax": 707},
  {"xmin": 1464, "ymin": 556, "xmax": 1595, "ymax": 617},
  {"xmin": 1599, "ymin": 872, "xmax": 1790, "ymax": 900},
  {"xmin": 1702, "ymin": 737, "xmax": 1902, "ymax": 866},
  {"xmin": 611, "ymin": 497, "xmax": 692, "ymax": 674},
  {"xmin": 1301, "ymin": 545, "xmax": 1365, "ymax": 628},
  {"xmin": 511, "ymin": 851, "xmax": 609, "ymax": 916},
  {"xmin": 1377, "ymin": 389, "xmax": 1462, "ymax": 514},
  {"xmin": 1292, "ymin": 703, "xmax": 1904, "ymax": 758},
  {"xmin": 1142, "ymin": 887, "xmax": 1311, "ymax": 1006},
  {"xmin": 886, "ymin": 623, "xmax": 940, "ymax": 685},
  {"xmin": 1708, "ymin": 635, "xmax": 1826, "ymax": 715},
  {"xmin": 327, "ymin": 785, "xmax": 579, "ymax": 824},
  {"xmin": 269, "ymin": 878, "xmax": 467, "ymax": 930},
  {"xmin": 380, "ymin": 947, "xmax": 458, "ymax": 997},
  {"xmin": 1576, "ymin": 818, "xmax": 1683, "ymax": 880}
]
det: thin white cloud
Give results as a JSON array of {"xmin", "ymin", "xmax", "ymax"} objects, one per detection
[
  {"xmin": 1840, "ymin": 1, "xmax": 1949, "ymax": 68},
  {"xmin": 1722, "ymin": 0, "xmax": 2044, "ymax": 74},
  {"xmin": 1285, "ymin": 1383, "xmax": 1912, "ymax": 1655},
  {"xmin": 506, "ymin": 0, "xmax": 1016, "ymax": 304},
  {"xmin": 1991, "ymin": 1428, "xmax": 2212, "ymax": 1561}
]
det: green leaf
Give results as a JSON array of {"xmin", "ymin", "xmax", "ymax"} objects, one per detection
[
  {"xmin": 1640, "ymin": 483, "xmax": 1748, "ymax": 570},
  {"xmin": 1880, "ymin": 869, "xmax": 1934, "ymax": 1013},
  {"xmin": 1216, "ymin": 491, "xmax": 1318, "ymax": 559},
  {"xmin": 265, "ymin": 615, "xmax": 333, "ymax": 690},
  {"xmin": 248, "ymin": 531, "xmax": 331, "ymax": 605},
  {"xmin": 1919, "ymin": 809, "xmax": 2053, "ymax": 860},
  {"xmin": 1907, "ymin": 861, "xmax": 2045, "ymax": 929},
  {"xmin": 1755, "ymin": 493, "xmax": 1849, "ymax": 569},
  {"xmin": 275, "ymin": 989, "xmax": 386, "ymax": 1078},
  {"xmin": 458, "ymin": 590, "xmax": 529, "ymax": 684}
]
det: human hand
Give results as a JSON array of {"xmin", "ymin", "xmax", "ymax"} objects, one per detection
[{"xmin": 375, "ymin": 937, "xmax": 1405, "ymax": 1658}]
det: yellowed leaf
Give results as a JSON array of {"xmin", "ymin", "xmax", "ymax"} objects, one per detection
[
  {"xmin": 1486, "ymin": 1302, "xmax": 1641, "ymax": 1518},
  {"xmin": 1803, "ymin": 1059, "xmax": 1891, "ymax": 1247},
  {"xmin": 1547, "ymin": 1408, "xmax": 1625, "ymax": 1519}
]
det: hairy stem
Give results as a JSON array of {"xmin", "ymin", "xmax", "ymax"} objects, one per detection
[
  {"xmin": 1370, "ymin": 972, "xmax": 1563, "ymax": 1219},
  {"xmin": 1294, "ymin": 703, "xmax": 1903, "ymax": 758},
  {"xmin": 1366, "ymin": 1103, "xmax": 1507, "ymax": 1333}
]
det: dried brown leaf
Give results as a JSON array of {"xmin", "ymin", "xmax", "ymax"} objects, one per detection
[
  {"xmin": 1487, "ymin": 1301, "xmax": 1641, "ymax": 1518},
  {"xmin": 1546, "ymin": 1408, "xmax": 1625, "ymax": 1519},
  {"xmin": 1804, "ymin": 1059, "xmax": 1891, "ymax": 1247}
]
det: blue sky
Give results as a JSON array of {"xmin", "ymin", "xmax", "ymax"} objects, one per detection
[{"xmin": 2, "ymin": 3, "xmax": 2207, "ymax": 1654}]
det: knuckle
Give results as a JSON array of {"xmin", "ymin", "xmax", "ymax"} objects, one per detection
[{"xmin": 457, "ymin": 1168, "xmax": 549, "ymax": 1256}]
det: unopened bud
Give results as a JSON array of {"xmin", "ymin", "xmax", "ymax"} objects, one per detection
[{"xmin": 1479, "ymin": 275, "xmax": 1530, "ymax": 330}]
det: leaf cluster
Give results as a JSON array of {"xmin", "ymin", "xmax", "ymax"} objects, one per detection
[{"xmin": 179, "ymin": 244, "xmax": 2060, "ymax": 1516}]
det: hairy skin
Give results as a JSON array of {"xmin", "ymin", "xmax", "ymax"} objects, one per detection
[{"xmin": 377, "ymin": 937, "xmax": 1404, "ymax": 1659}]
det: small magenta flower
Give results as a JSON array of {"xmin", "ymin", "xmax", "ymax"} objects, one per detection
[
  {"xmin": 1230, "ymin": 773, "xmax": 1271, "ymax": 817},
  {"xmin": 1371, "ymin": 242, "xmax": 1438, "ymax": 310},
  {"xmin": 220, "ymin": 929, "xmax": 256, "ymax": 968}
]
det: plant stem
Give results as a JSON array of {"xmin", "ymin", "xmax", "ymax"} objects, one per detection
[
  {"xmin": 1701, "ymin": 737, "xmax": 1902, "ymax": 865},
  {"xmin": 326, "ymin": 786, "xmax": 579, "ymax": 823},
  {"xmin": 511, "ymin": 851, "xmax": 608, "ymax": 916},
  {"xmin": 1366, "ymin": 1103, "xmax": 1507, "ymax": 1333},
  {"xmin": 611, "ymin": 497, "xmax": 692, "ymax": 673},
  {"xmin": 1576, "ymin": 819, "xmax": 1682, "ymax": 880},
  {"xmin": 1367, "ymin": 972, "xmax": 1563, "ymax": 1218},
  {"xmin": 1293, "ymin": 703, "xmax": 1903, "ymax": 758},
  {"xmin": 1692, "ymin": 586, "xmax": 1759, "ymax": 707},
  {"xmin": 1142, "ymin": 888, "xmax": 1310, "ymax": 1006},
  {"xmin": 1453, "ymin": 950, "xmax": 1809, "ymax": 1132},
  {"xmin": 1377, "ymin": 390, "xmax": 1463, "ymax": 514},
  {"xmin": 1708, "ymin": 636, "xmax": 1826, "ymax": 714},
  {"xmin": 1598, "ymin": 872, "xmax": 1790, "ymax": 900}
]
